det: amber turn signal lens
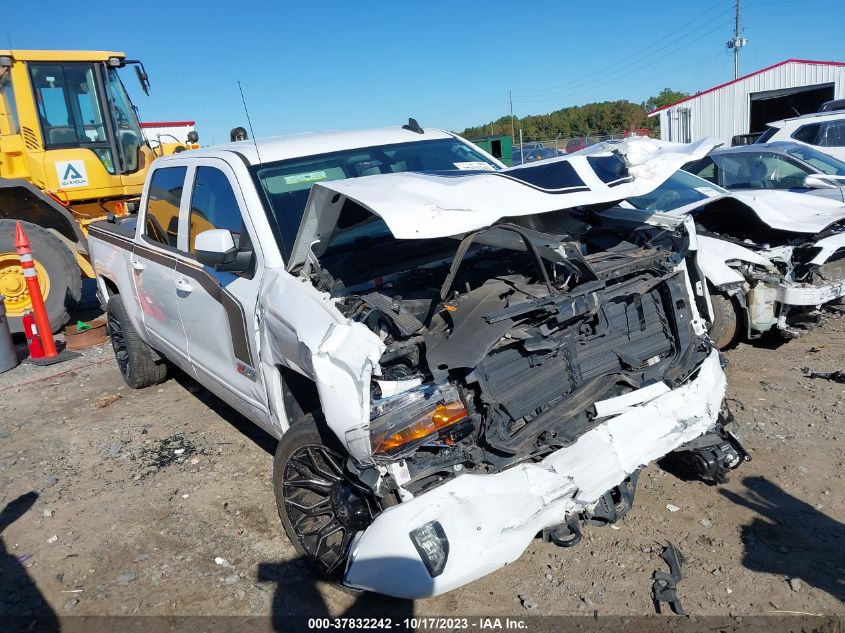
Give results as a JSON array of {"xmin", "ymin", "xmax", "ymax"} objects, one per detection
[
  {"xmin": 373, "ymin": 401, "xmax": 468, "ymax": 454},
  {"xmin": 431, "ymin": 402, "xmax": 467, "ymax": 428}
]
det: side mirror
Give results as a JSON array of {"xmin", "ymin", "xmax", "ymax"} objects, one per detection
[
  {"xmin": 194, "ymin": 229, "xmax": 252, "ymax": 273},
  {"xmin": 803, "ymin": 174, "xmax": 838, "ymax": 189},
  {"xmin": 186, "ymin": 131, "xmax": 199, "ymax": 144},
  {"xmin": 133, "ymin": 64, "xmax": 150, "ymax": 96}
]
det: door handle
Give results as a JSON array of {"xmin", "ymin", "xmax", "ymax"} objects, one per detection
[
  {"xmin": 174, "ymin": 278, "xmax": 193, "ymax": 293},
  {"xmin": 129, "ymin": 258, "xmax": 145, "ymax": 272}
]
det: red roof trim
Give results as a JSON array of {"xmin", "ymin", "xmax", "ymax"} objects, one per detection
[
  {"xmin": 648, "ymin": 59, "xmax": 845, "ymax": 116},
  {"xmin": 140, "ymin": 120, "xmax": 196, "ymax": 128}
]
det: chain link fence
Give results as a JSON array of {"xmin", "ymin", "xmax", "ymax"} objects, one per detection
[{"xmin": 512, "ymin": 130, "xmax": 654, "ymax": 164}]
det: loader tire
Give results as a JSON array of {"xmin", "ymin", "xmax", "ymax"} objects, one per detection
[
  {"xmin": 0, "ymin": 220, "xmax": 81, "ymax": 334},
  {"xmin": 708, "ymin": 291, "xmax": 739, "ymax": 349},
  {"xmin": 106, "ymin": 294, "xmax": 168, "ymax": 388}
]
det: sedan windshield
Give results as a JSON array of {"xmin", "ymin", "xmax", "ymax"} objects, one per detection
[
  {"xmin": 253, "ymin": 138, "xmax": 498, "ymax": 259},
  {"xmin": 627, "ymin": 169, "xmax": 727, "ymax": 212},
  {"xmin": 785, "ymin": 144, "xmax": 845, "ymax": 176}
]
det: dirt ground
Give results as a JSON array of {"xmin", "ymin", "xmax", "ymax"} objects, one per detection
[{"xmin": 1, "ymin": 294, "xmax": 843, "ymax": 628}]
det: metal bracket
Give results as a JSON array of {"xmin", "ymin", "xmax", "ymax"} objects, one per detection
[{"xmin": 652, "ymin": 542, "xmax": 685, "ymax": 615}]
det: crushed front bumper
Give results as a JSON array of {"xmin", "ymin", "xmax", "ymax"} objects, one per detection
[
  {"xmin": 777, "ymin": 279, "xmax": 845, "ymax": 306},
  {"xmin": 343, "ymin": 349, "xmax": 727, "ymax": 598}
]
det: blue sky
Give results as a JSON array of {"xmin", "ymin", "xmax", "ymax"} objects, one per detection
[{"xmin": 5, "ymin": 0, "xmax": 843, "ymax": 143}]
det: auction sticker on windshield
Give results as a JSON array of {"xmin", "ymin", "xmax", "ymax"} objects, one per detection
[
  {"xmin": 695, "ymin": 186, "xmax": 722, "ymax": 198},
  {"xmin": 454, "ymin": 161, "xmax": 496, "ymax": 171},
  {"xmin": 283, "ymin": 170, "xmax": 328, "ymax": 185}
]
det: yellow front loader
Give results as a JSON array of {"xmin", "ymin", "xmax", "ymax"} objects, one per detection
[{"xmin": 0, "ymin": 49, "xmax": 156, "ymax": 333}]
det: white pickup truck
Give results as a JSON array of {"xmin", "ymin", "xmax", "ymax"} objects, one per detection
[{"xmin": 89, "ymin": 125, "xmax": 747, "ymax": 598}]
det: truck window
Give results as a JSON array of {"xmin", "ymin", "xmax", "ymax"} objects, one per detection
[
  {"xmin": 144, "ymin": 167, "xmax": 187, "ymax": 248},
  {"xmin": 188, "ymin": 167, "xmax": 244, "ymax": 252}
]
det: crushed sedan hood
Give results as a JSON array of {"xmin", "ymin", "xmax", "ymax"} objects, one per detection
[
  {"xmin": 664, "ymin": 189, "xmax": 845, "ymax": 234},
  {"xmin": 287, "ymin": 137, "xmax": 719, "ymax": 270},
  {"xmin": 726, "ymin": 190, "xmax": 845, "ymax": 233}
]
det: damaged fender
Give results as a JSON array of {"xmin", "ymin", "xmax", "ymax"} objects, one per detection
[
  {"xmin": 809, "ymin": 232, "xmax": 845, "ymax": 266},
  {"xmin": 695, "ymin": 235, "xmax": 777, "ymax": 287},
  {"xmin": 259, "ymin": 269, "xmax": 385, "ymax": 460}
]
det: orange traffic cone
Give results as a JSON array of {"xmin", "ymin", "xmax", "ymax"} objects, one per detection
[{"xmin": 16, "ymin": 222, "xmax": 78, "ymax": 365}]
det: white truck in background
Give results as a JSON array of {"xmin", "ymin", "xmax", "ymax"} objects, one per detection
[{"xmin": 89, "ymin": 126, "xmax": 746, "ymax": 598}]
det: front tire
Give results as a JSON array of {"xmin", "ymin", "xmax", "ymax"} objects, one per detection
[
  {"xmin": 106, "ymin": 294, "xmax": 168, "ymax": 388},
  {"xmin": 273, "ymin": 413, "xmax": 376, "ymax": 582},
  {"xmin": 708, "ymin": 291, "xmax": 740, "ymax": 349},
  {"xmin": 0, "ymin": 220, "xmax": 81, "ymax": 334}
]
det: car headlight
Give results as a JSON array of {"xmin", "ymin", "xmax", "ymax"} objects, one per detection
[
  {"xmin": 369, "ymin": 384, "xmax": 468, "ymax": 456},
  {"xmin": 410, "ymin": 521, "xmax": 449, "ymax": 577}
]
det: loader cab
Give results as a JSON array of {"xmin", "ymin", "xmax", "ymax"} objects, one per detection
[
  {"xmin": 0, "ymin": 50, "xmax": 154, "ymax": 202},
  {"xmin": 28, "ymin": 60, "xmax": 144, "ymax": 175}
]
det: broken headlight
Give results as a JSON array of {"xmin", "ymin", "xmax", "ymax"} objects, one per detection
[
  {"xmin": 410, "ymin": 520, "xmax": 449, "ymax": 577},
  {"xmin": 369, "ymin": 383, "xmax": 467, "ymax": 456}
]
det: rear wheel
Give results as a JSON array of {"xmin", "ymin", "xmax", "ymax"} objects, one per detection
[
  {"xmin": 273, "ymin": 413, "xmax": 377, "ymax": 582},
  {"xmin": 708, "ymin": 291, "xmax": 740, "ymax": 349},
  {"xmin": 0, "ymin": 220, "xmax": 81, "ymax": 334},
  {"xmin": 106, "ymin": 294, "xmax": 168, "ymax": 388}
]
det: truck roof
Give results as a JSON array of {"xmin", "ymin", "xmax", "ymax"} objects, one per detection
[{"xmin": 179, "ymin": 126, "xmax": 458, "ymax": 166}]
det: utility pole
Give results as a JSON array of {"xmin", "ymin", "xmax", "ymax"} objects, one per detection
[
  {"xmin": 509, "ymin": 91, "xmax": 515, "ymax": 143},
  {"xmin": 726, "ymin": 0, "xmax": 747, "ymax": 79}
]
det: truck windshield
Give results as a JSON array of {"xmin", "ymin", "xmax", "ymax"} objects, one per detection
[
  {"xmin": 28, "ymin": 61, "xmax": 144, "ymax": 175},
  {"xmin": 253, "ymin": 137, "xmax": 498, "ymax": 260}
]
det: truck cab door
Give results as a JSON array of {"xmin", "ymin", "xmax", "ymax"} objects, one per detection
[
  {"xmin": 133, "ymin": 165, "xmax": 189, "ymax": 363},
  {"xmin": 174, "ymin": 160, "xmax": 268, "ymax": 419}
]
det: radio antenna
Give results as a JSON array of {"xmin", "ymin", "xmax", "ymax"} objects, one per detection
[{"xmin": 237, "ymin": 81, "xmax": 262, "ymax": 164}]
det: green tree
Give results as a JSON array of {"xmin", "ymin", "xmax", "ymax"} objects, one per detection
[
  {"xmin": 460, "ymin": 99, "xmax": 658, "ymax": 143},
  {"xmin": 644, "ymin": 88, "xmax": 689, "ymax": 113}
]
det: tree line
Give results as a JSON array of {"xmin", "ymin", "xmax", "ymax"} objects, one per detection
[{"xmin": 460, "ymin": 88, "xmax": 689, "ymax": 141}]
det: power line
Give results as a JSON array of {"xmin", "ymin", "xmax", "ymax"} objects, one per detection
[
  {"xmin": 512, "ymin": 3, "xmax": 731, "ymax": 99},
  {"xmin": 513, "ymin": 17, "xmax": 732, "ymax": 107},
  {"xmin": 428, "ymin": 4, "xmax": 732, "ymax": 123}
]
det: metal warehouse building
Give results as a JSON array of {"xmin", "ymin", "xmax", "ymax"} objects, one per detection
[{"xmin": 649, "ymin": 59, "xmax": 845, "ymax": 146}]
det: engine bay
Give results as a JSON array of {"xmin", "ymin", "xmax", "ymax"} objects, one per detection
[{"xmin": 306, "ymin": 206, "xmax": 712, "ymax": 500}]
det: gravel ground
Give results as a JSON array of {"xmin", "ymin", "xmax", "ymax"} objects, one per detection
[{"xmin": 1, "ymin": 303, "xmax": 843, "ymax": 627}]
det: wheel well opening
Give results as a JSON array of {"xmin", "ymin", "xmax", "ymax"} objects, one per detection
[{"xmin": 277, "ymin": 365, "xmax": 321, "ymax": 423}]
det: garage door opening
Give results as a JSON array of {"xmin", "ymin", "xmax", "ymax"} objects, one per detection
[{"xmin": 750, "ymin": 83, "xmax": 835, "ymax": 132}]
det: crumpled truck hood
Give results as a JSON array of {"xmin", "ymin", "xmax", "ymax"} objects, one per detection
[{"xmin": 287, "ymin": 137, "xmax": 720, "ymax": 271}]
